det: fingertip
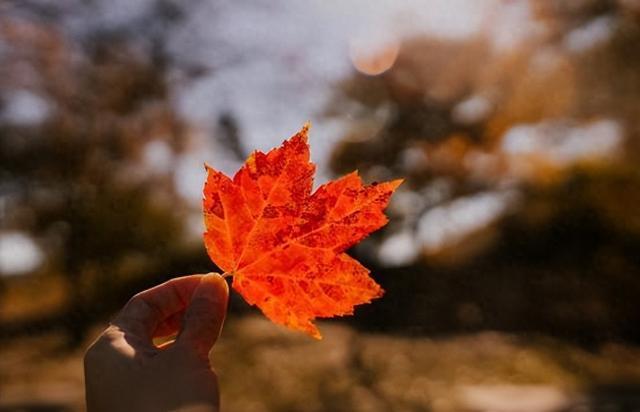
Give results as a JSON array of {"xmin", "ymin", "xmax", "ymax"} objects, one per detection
[
  {"xmin": 177, "ymin": 272, "xmax": 229, "ymax": 354},
  {"xmin": 196, "ymin": 272, "xmax": 229, "ymax": 302}
]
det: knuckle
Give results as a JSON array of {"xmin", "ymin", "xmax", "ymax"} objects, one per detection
[{"xmin": 83, "ymin": 326, "xmax": 120, "ymax": 367}]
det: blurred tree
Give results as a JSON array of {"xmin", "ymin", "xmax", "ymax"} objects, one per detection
[
  {"xmin": 327, "ymin": 0, "xmax": 640, "ymax": 343},
  {"xmin": 0, "ymin": 17, "xmax": 196, "ymax": 344}
]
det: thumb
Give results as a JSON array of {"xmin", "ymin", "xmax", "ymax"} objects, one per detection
[{"xmin": 177, "ymin": 273, "xmax": 229, "ymax": 356}]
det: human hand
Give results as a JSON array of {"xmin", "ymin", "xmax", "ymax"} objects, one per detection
[{"xmin": 84, "ymin": 273, "xmax": 228, "ymax": 412}]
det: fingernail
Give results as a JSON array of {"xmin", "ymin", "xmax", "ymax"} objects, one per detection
[{"xmin": 194, "ymin": 272, "xmax": 228, "ymax": 301}]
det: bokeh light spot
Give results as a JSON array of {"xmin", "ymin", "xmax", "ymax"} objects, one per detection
[{"xmin": 350, "ymin": 39, "xmax": 400, "ymax": 76}]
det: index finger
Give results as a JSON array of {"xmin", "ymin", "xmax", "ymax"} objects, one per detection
[{"xmin": 112, "ymin": 274, "xmax": 209, "ymax": 340}]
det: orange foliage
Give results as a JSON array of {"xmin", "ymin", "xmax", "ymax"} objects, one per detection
[{"xmin": 203, "ymin": 125, "xmax": 402, "ymax": 338}]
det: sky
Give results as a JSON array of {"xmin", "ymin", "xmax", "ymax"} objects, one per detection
[
  {"xmin": 166, "ymin": 0, "xmax": 501, "ymax": 197},
  {"xmin": 1, "ymin": 0, "xmax": 533, "ymax": 275}
]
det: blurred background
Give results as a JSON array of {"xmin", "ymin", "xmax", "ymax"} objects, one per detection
[{"xmin": 1, "ymin": 0, "xmax": 640, "ymax": 411}]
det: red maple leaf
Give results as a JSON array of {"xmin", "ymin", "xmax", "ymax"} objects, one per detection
[{"xmin": 203, "ymin": 124, "xmax": 402, "ymax": 338}]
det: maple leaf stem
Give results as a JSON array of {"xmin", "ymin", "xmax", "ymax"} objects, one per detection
[{"xmin": 221, "ymin": 271, "xmax": 233, "ymax": 279}]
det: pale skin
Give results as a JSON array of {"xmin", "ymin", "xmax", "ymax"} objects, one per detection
[{"xmin": 84, "ymin": 273, "xmax": 229, "ymax": 412}]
